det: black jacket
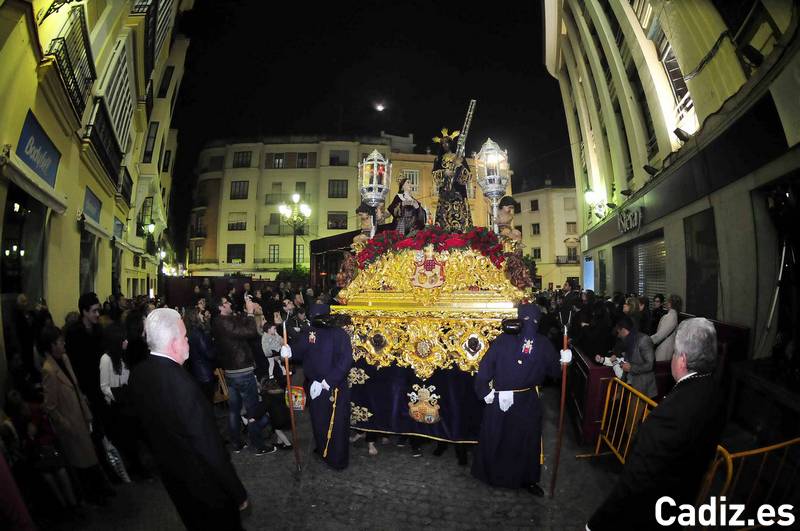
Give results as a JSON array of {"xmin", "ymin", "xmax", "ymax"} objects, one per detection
[
  {"xmin": 130, "ymin": 356, "xmax": 246, "ymax": 529},
  {"xmin": 64, "ymin": 321, "xmax": 105, "ymax": 410},
  {"xmin": 212, "ymin": 314, "xmax": 258, "ymax": 371},
  {"xmin": 589, "ymin": 375, "xmax": 725, "ymax": 530}
]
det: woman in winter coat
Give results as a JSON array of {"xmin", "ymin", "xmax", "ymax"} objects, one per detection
[{"xmin": 651, "ymin": 294, "xmax": 682, "ymax": 362}]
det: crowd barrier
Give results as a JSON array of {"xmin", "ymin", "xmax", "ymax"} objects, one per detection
[{"xmin": 576, "ymin": 377, "xmax": 658, "ymax": 464}]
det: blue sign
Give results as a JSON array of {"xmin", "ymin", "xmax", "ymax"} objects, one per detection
[
  {"xmin": 113, "ymin": 217, "xmax": 125, "ymax": 239},
  {"xmin": 83, "ymin": 187, "xmax": 102, "ymax": 224},
  {"xmin": 16, "ymin": 110, "xmax": 61, "ymax": 188}
]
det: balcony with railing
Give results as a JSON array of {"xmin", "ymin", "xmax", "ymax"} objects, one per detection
[
  {"xmin": 119, "ymin": 166, "xmax": 134, "ymax": 205},
  {"xmin": 264, "ymin": 224, "xmax": 308, "ymax": 236},
  {"xmin": 189, "ymin": 226, "xmax": 207, "ymax": 239},
  {"xmin": 84, "ymin": 98, "xmax": 123, "ymax": 186},
  {"xmin": 46, "ymin": 5, "xmax": 96, "ymax": 118},
  {"xmin": 131, "ymin": 0, "xmax": 157, "ymax": 82},
  {"xmin": 144, "ymin": 79, "xmax": 154, "ymax": 120},
  {"xmin": 556, "ymin": 255, "xmax": 580, "ymax": 265},
  {"xmin": 189, "ymin": 258, "xmax": 218, "ymax": 265},
  {"xmin": 265, "ymin": 193, "xmax": 312, "ymax": 205}
]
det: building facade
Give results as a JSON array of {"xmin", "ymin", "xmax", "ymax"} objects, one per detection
[
  {"xmin": 513, "ymin": 183, "xmax": 581, "ymax": 290},
  {"xmin": 188, "ymin": 135, "xmax": 506, "ymax": 279},
  {"xmin": 544, "ymin": 0, "xmax": 799, "ymax": 355},
  {"xmin": 0, "ymin": 0, "xmax": 192, "ymax": 383}
]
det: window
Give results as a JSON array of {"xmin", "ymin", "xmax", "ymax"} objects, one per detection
[
  {"xmin": 329, "ymin": 150, "xmax": 349, "ymax": 166},
  {"xmin": 297, "ymin": 152, "xmax": 308, "ymax": 168},
  {"xmin": 532, "ymin": 248, "xmax": 541, "ymax": 260},
  {"xmin": 513, "ymin": 201, "xmax": 521, "ymax": 214},
  {"xmin": 113, "ymin": 218, "xmax": 124, "ymax": 239},
  {"xmin": 567, "ymin": 246, "xmax": 578, "ymax": 261},
  {"xmin": 233, "ymin": 151, "xmax": 252, "ymax": 168},
  {"xmin": 1, "ymin": 184, "xmax": 47, "ymax": 302},
  {"xmin": 531, "ymin": 223, "xmax": 541, "ymax": 235},
  {"xmin": 227, "ymin": 212, "xmax": 247, "ymax": 231},
  {"xmin": 268, "ymin": 244, "xmax": 279, "ymax": 263},
  {"xmin": 265, "ymin": 213, "xmax": 281, "ymax": 235},
  {"xmin": 530, "ymin": 199, "xmax": 539, "ymax": 211},
  {"xmin": 567, "ymin": 222, "xmax": 577, "ymax": 234},
  {"xmin": 295, "ymin": 243, "xmax": 304, "ymax": 263},
  {"xmin": 193, "ymin": 245, "xmax": 203, "ymax": 263},
  {"xmin": 230, "ymin": 181, "xmax": 249, "ymax": 200},
  {"xmin": 142, "ymin": 122, "xmax": 159, "ymax": 163},
  {"xmin": 327, "ymin": 211, "xmax": 348, "ymax": 230},
  {"xmin": 79, "ymin": 231, "xmax": 97, "ymax": 294},
  {"xmin": 102, "ymin": 37, "xmax": 135, "ymax": 153},
  {"xmin": 136, "ymin": 196, "xmax": 153, "ymax": 236},
  {"xmin": 272, "ymin": 153, "xmax": 285, "ymax": 169},
  {"xmin": 328, "ymin": 179, "xmax": 348, "ymax": 198},
  {"xmin": 295, "ymin": 181, "xmax": 306, "ymax": 194},
  {"xmin": 157, "ymin": 66, "xmax": 174, "ymax": 98},
  {"xmin": 684, "ymin": 209, "xmax": 719, "ymax": 318},
  {"xmin": 161, "ymin": 150, "xmax": 172, "ymax": 172},
  {"xmin": 564, "ymin": 197, "xmax": 576, "ymax": 210},
  {"xmin": 399, "ymin": 169, "xmax": 420, "ymax": 192},
  {"xmin": 208, "ymin": 155, "xmax": 224, "ymax": 171},
  {"xmin": 227, "ymin": 244, "xmax": 245, "ymax": 263}
]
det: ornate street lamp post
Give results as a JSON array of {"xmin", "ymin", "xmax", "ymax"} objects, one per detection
[
  {"xmin": 475, "ymin": 138, "xmax": 510, "ymax": 233},
  {"xmin": 279, "ymin": 193, "xmax": 311, "ymax": 272}
]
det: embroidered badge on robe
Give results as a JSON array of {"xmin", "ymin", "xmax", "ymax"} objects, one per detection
[
  {"xmin": 522, "ymin": 339, "xmax": 533, "ymax": 355},
  {"xmin": 309, "ymin": 331, "xmax": 316, "ymax": 344}
]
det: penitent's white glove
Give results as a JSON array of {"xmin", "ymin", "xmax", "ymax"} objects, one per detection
[
  {"xmin": 498, "ymin": 391, "xmax": 514, "ymax": 412},
  {"xmin": 560, "ymin": 349, "xmax": 573, "ymax": 364},
  {"xmin": 310, "ymin": 381, "xmax": 322, "ymax": 400},
  {"xmin": 484, "ymin": 390, "xmax": 495, "ymax": 404},
  {"xmin": 280, "ymin": 345, "xmax": 292, "ymax": 359},
  {"xmin": 321, "ymin": 379, "xmax": 330, "ymax": 391},
  {"xmin": 613, "ymin": 363, "xmax": 624, "ymax": 379}
]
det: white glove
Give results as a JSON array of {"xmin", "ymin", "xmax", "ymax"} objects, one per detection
[
  {"xmin": 484, "ymin": 390, "xmax": 495, "ymax": 404},
  {"xmin": 560, "ymin": 349, "xmax": 572, "ymax": 364},
  {"xmin": 280, "ymin": 345, "xmax": 292, "ymax": 359},
  {"xmin": 310, "ymin": 381, "xmax": 322, "ymax": 400},
  {"xmin": 498, "ymin": 390, "xmax": 514, "ymax": 412},
  {"xmin": 321, "ymin": 379, "xmax": 330, "ymax": 391},
  {"xmin": 613, "ymin": 364, "xmax": 624, "ymax": 379}
]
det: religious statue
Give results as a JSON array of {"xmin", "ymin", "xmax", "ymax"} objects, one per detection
[
  {"xmin": 387, "ymin": 177, "xmax": 426, "ymax": 236},
  {"xmin": 496, "ymin": 196, "xmax": 523, "ymax": 243},
  {"xmin": 411, "ymin": 243, "xmax": 447, "ymax": 289},
  {"xmin": 432, "ymin": 128, "xmax": 472, "ymax": 233},
  {"xmin": 353, "ymin": 201, "xmax": 388, "ymax": 245}
]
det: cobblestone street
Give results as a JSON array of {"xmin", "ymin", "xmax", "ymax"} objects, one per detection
[{"xmin": 46, "ymin": 370, "xmax": 620, "ymax": 530}]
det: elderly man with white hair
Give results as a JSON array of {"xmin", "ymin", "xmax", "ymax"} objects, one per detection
[
  {"xmin": 130, "ymin": 308, "xmax": 248, "ymax": 531},
  {"xmin": 587, "ymin": 318, "xmax": 725, "ymax": 530}
]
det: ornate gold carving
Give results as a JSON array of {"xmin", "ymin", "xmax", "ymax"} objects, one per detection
[
  {"xmin": 347, "ymin": 367, "xmax": 370, "ymax": 388},
  {"xmin": 350, "ymin": 403, "xmax": 373, "ymax": 424},
  {"xmin": 408, "ymin": 384, "xmax": 441, "ymax": 424}
]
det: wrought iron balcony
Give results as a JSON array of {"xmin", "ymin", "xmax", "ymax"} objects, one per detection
[
  {"xmin": 265, "ymin": 193, "xmax": 312, "ymax": 205},
  {"xmin": 189, "ymin": 258, "xmax": 218, "ymax": 265},
  {"xmin": 131, "ymin": 1, "xmax": 157, "ymax": 82},
  {"xmin": 47, "ymin": 5, "xmax": 96, "ymax": 118},
  {"xmin": 556, "ymin": 255, "xmax": 580, "ymax": 265},
  {"xmin": 119, "ymin": 166, "xmax": 134, "ymax": 206},
  {"xmin": 189, "ymin": 226, "xmax": 207, "ymax": 238},
  {"xmin": 145, "ymin": 235, "xmax": 157, "ymax": 255},
  {"xmin": 84, "ymin": 98, "xmax": 123, "ymax": 186},
  {"xmin": 264, "ymin": 224, "xmax": 294, "ymax": 236}
]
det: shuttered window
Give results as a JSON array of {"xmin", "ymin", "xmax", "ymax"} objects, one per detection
[
  {"xmin": 227, "ymin": 212, "xmax": 247, "ymax": 231},
  {"xmin": 99, "ymin": 36, "xmax": 135, "ymax": 153},
  {"xmin": 628, "ymin": 237, "xmax": 666, "ymax": 300},
  {"xmin": 155, "ymin": 0, "xmax": 175, "ymax": 58}
]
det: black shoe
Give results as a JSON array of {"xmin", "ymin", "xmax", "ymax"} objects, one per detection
[
  {"xmin": 433, "ymin": 442, "xmax": 448, "ymax": 457},
  {"xmin": 526, "ymin": 484, "xmax": 545, "ymax": 497},
  {"xmin": 411, "ymin": 447, "xmax": 422, "ymax": 458},
  {"xmin": 233, "ymin": 442, "xmax": 248, "ymax": 453},
  {"xmin": 256, "ymin": 445, "xmax": 277, "ymax": 455},
  {"xmin": 275, "ymin": 442, "xmax": 293, "ymax": 451}
]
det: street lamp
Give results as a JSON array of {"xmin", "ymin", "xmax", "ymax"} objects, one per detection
[
  {"xmin": 475, "ymin": 138, "xmax": 510, "ymax": 233},
  {"xmin": 359, "ymin": 149, "xmax": 392, "ymax": 237},
  {"xmin": 279, "ymin": 193, "xmax": 311, "ymax": 272}
]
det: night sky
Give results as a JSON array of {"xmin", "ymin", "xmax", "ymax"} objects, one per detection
[{"xmin": 170, "ymin": 0, "xmax": 571, "ymax": 254}]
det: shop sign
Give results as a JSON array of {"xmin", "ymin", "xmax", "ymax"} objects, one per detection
[
  {"xmin": 617, "ymin": 207, "xmax": 643, "ymax": 234},
  {"xmin": 83, "ymin": 187, "xmax": 102, "ymax": 223},
  {"xmin": 16, "ymin": 110, "xmax": 61, "ymax": 188}
]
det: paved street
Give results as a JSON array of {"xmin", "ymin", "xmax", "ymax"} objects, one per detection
[{"xmin": 48, "ymin": 374, "xmax": 620, "ymax": 530}]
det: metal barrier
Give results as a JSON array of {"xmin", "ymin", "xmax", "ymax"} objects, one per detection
[
  {"xmin": 697, "ymin": 437, "xmax": 800, "ymax": 509},
  {"xmin": 577, "ymin": 377, "xmax": 658, "ymax": 464}
]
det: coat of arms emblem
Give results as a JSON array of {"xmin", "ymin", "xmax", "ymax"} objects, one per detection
[
  {"xmin": 411, "ymin": 244, "xmax": 447, "ymax": 289},
  {"xmin": 407, "ymin": 384, "xmax": 441, "ymax": 424}
]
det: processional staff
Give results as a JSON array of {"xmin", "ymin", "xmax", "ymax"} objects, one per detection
[{"xmin": 283, "ymin": 321, "xmax": 302, "ymax": 472}]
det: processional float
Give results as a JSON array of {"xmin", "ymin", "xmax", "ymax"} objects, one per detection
[{"xmin": 333, "ymin": 100, "xmax": 534, "ymax": 443}]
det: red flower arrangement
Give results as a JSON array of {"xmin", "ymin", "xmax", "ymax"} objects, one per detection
[{"xmin": 356, "ymin": 227, "xmax": 506, "ymax": 270}]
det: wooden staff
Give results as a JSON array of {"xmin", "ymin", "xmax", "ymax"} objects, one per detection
[
  {"xmin": 549, "ymin": 324, "xmax": 569, "ymax": 498},
  {"xmin": 283, "ymin": 321, "xmax": 302, "ymax": 472}
]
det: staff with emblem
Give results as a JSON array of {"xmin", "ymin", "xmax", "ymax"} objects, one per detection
[
  {"xmin": 471, "ymin": 303, "xmax": 572, "ymax": 495},
  {"xmin": 280, "ymin": 303, "xmax": 354, "ymax": 470}
]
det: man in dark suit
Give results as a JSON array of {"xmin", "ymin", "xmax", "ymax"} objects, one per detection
[
  {"xmin": 588, "ymin": 318, "xmax": 725, "ymax": 530},
  {"xmin": 131, "ymin": 308, "xmax": 248, "ymax": 530}
]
